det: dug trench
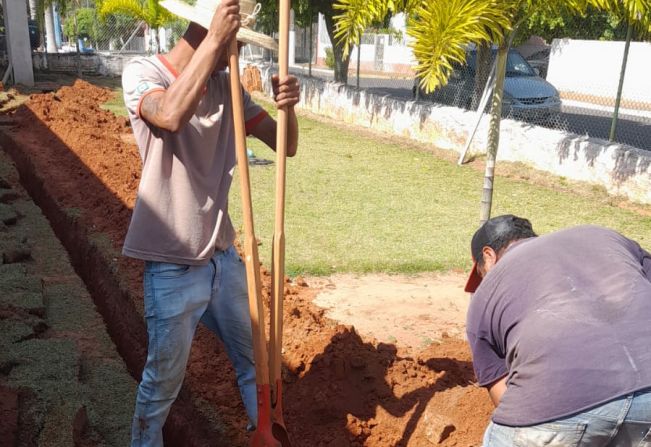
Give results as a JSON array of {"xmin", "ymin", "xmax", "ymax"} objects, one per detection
[{"xmin": 0, "ymin": 79, "xmax": 491, "ymax": 446}]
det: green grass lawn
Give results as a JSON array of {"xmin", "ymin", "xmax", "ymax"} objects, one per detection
[
  {"xmin": 103, "ymin": 88, "xmax": 651, "ymax": 276},
  {"xmin": 101, "ymin": 86, "xmax": 128, "ymax": 117}
]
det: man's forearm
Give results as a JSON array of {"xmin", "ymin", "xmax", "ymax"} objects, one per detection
[
  {"xmin": 154, "ymin": 37, "xmax": 224, "ymax": 131},
  {"xmin": 488, "ymin": 376, "xmax": 507, "ymax": 407}
]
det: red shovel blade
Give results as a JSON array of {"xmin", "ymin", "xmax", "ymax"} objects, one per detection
[
  {"xmin": 271, "ymin": 379, "xmax": 292, "ymax": 446},
  {"xmin": 251, "ymin": 384, "xmax": 282, "ymax": 447},
  {"xmin": 271, "ymin": 422, "xmax": 292, "ymax": 447}
]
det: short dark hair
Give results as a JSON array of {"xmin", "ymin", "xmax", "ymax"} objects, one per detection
[{"xmin": 472, "ymin": 215, "xmax": 537, "ymax": 267}]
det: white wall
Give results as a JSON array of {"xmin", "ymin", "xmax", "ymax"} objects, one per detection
[
  {"xmin": 547, "ymin": 39, "xmax": 651, "ymax": 105},
  {"xmin": 33, "ymin": 53, "xmax": 139, "ymax": 77},
  {"xmin": 315, "ymin": 13, "xmax": 413, "ymax": 70},
  {"xmin": 258, "ymin": 71, "xmax": 651, "ymax": 205}
]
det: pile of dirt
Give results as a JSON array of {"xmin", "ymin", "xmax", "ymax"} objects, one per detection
[{"xmin": 2, "ymin": 79, "xmax": 492, "ymax": 446}]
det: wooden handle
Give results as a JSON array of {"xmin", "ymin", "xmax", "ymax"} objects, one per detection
[
  {"xmin": 270, "ymin": 0, "xmax": 291, "ymax": 399},
  {"xmin": 227, "ymin": 39, "xmax": 270, "ymax": 385}
]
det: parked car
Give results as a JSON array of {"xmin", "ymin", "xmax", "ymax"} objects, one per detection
[
  {"xmin": 0, "ymin": 19, "xmax": 40, "ymax": 52},
  {"xmin": 28, "ymin": 19, "xmax": 40, "ymax": 50},
  {"xmin": 525, "ymin": 48, "xmax": 550, "ymax": 79},
  {"xmin": 413, "ymin": 49, "xmax": 561, "ymax": 122}
]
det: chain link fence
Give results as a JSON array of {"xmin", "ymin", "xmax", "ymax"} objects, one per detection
[
  {"xmin": 19, "ymin": 2, "xmax": 189, "ymax": 55},
  {"xmin": 270, "ymin": 20, "xmax": 651, "ymax": 152},
  {"xmin": 83, "ymin": 15, "xmax": 145, "ymax": 53},
  {"xmin": 60, "ymin": 7, "xmax": 189, "ymax": 54},
  {"xmin": 17, "ymin": 3, "xmax": 651, "ymax": 152}
]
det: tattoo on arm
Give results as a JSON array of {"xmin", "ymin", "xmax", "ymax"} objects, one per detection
[{"xmin": 140, "ymin": 93, "xmax": 164, "ymax": 122}]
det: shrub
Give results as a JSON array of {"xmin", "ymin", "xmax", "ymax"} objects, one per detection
[{"xmin": 325, "ymin": 47, "xmax": 335, "ymax": 69}]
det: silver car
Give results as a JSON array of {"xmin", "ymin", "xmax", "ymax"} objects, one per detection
[{"xmin": 414, "ymin": 49, "xmax": 561, "ymax": 122}]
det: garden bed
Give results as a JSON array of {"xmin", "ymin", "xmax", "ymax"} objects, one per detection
[{"xmin": 0, "ymin": 79, "xmax": 491, "ymax": 446}]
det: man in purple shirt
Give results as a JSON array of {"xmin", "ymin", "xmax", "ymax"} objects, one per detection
[{"xmin": 465, "ymin": 215, "xmax": 651, "ymax": 446}]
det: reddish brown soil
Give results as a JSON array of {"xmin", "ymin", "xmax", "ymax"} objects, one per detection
[{"xmin": 2, "ymin": 80, "xmax": 492, "ymax": 446}]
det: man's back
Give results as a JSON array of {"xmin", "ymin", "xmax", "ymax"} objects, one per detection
[{"xmin": 467, "ymin": 225, "xmax": 651, "ymax": 426}]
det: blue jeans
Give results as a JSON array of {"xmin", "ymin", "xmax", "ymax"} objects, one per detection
[
  {"xmin": 483, "ymin": 389, "xmax": 651, "ymax": 446},
  {"xmin": 131, "ymin": 246, "xmax": 257, "ymax": 447}
]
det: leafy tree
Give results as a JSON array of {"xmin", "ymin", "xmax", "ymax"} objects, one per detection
[
  {"xmin": 334, "ymin": 0, "xmax": 651, "ymax": 223},
  {"xmin": 99, "ymin": 0, "xmax": 174, "ymax": 52},
  {"xmin": 37, "ymin": 0, "xmax": 86, "ymax": 74},
  {"xmin": 258, "ymin": 0, "xmax": 353, "ymax": 82},
  {"xmin": 63, "ymin": 7, "xmax": 97, "ymax": 41},
  {"xmin": 519, "ymin": 5, "xmax": 631, "ymax": 43},
  {"xmin": 62, "ymin": 6, "xmax": 143, "ymax": 50},
  {"xmin": 99, "ymin": 13, "xmax": 144, "ymax": 49}
]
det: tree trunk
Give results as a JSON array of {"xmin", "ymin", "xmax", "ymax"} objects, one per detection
[
  {"xmin": 155, "ymin": 29, "xmax": 161, "ymax": 54},
  {"xmin": 609, "ymin": 18, "xmax": 632, "ymax": 142},
  {"xmin": 472, "ymin": 42, "xmax": 491, "ymax": 109},
  {"xmin": 44, "ymin": 5, "xmax": 58, "ymax": 53},
  {"xmin": 74, "ymin": 13, "xmax": 82, "ymax": 78},
  {"xmin": 479, "ymin": 43, "xmax": 508, "ymax": 225},
  {"xmin": 308, "ymin": 17, "xmax": 313, "ymax": 77},
  {"xmin": 28, "ymin": 0, "xmax": 38, "ymax": 19},
  {"xmin": 323, "ymin": 13, "xmax": 350, "ymax": 83}
]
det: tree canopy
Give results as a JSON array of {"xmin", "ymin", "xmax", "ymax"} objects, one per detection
[
  {"xmin": 99, "ymin": 0, "xmax": 173, "ymax": 30},
  {"xmin": 334, "ymin": 0, "xmax": 651, "ymax": 93},
  {"xmin": 257, "ymin": 0, "xmax": 355, "ymax": 81}
]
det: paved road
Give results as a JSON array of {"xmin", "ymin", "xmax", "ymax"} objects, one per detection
[
  {"xmin": 555, "ymin": 105, "xmax": 651, "ymax": 150},
  {"xmin": 291, "ymin": 67, "xmax": 651, "ymax": 151}
]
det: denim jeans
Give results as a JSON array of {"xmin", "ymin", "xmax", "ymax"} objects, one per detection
[
  {"xmin": 131, "ymin": 246, "xmax": 257, "ymax": 447},
  {"xmin": 483, "ymin": 389, "xmax": 651, "ymax": 446}
]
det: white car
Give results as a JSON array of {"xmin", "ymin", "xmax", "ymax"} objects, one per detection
[{"xmin": 414, "ymin": 49, "xmax": 561, "ymax": 123}]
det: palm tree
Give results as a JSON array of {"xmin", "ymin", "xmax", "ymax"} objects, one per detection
[
  {"xmin": 35, "ymin": 0, "xmax": 62, "ymax": 53},
  {"xmin": 334, "ymin": 0, "xmax": 650, "ymax": 224},
  {"xmin": 99, "ymin": 0, "xmax": 173, "ymax": 53},
  {"xmin": 43, "ymin": 3, "xmax": 58, "ymax": 53},
  {"xmin": 37, "ymin": 0, "xmax": 84, "ymax": 74}
]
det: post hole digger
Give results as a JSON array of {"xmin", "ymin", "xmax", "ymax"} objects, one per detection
[
  {"xmin": 269, "ymin": 0, "xmax": 292, "ymax": 444},
  {"xmin": 228, "ymin": 0, "xmax": 293, "ymax": 444}
]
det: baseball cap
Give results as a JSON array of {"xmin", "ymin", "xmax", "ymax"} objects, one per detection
[{"xmin": 465, "ymin": 215, "xmax": 521, "ymax": 293}]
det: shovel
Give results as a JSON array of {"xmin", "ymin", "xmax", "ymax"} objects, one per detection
[
  {"xmin": 269, "ymin": 0, "xmax": 292, "ymax": 445},
  {"xmin": 228, "ymin": 39, "xmax": 281, "ymax": 447}
]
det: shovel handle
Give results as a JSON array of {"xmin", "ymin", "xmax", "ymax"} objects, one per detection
[
  {"xmin": 227, "ymin": 39, "xmax": 270, "ymax": 386},
  {"xmin": 270, "ymin": 0, "xmax": 291, "ymax": 399}
]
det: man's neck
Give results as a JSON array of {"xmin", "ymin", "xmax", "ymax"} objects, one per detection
[{"xmin": 162, "ymin": 24, "xmax": 207, "ymax": 75}]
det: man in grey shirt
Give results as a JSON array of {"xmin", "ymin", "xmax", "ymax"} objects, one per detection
[
  {"xmin": 121, "ymin": 0, "xmax": 300, "ymax": 445},
  {"xmin": 465, "ymin": 215, "xmax": 651, "ymax": 446}
]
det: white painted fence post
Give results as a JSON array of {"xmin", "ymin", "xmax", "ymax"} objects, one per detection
[{"xmin": 3, "ymin": 0, "xmax": 34, "ymax": 86}]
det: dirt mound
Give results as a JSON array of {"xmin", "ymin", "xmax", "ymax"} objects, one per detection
[
  {"xmin": 12, "ymin": 79, "xmax": 140, "ymax": 242},
  {"xmin": 2, "ymin": 80, "xmax": 491, "ymax": 446}
]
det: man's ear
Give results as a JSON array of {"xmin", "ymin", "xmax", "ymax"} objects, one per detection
[{"xmin": 481, "ymin": 246, "xmax": 499, "ymax": 273}]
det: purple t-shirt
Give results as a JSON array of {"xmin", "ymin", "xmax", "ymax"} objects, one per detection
[{"xmin": 466, "ymin": 225, "xmax": 651, "ymax": 426}]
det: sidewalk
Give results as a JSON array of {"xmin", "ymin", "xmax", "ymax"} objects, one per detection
[{"xmin": 561, "ymin": 98, "xmax": 651, "ymax": 120}]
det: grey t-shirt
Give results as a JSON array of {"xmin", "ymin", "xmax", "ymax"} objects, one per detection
[
  {"xmin": 466, "ymin": 225, "xmax": 651, "ymax": 426},
  {"xmin": 122, "ymin": 55, "xmax": 267, "ymax": 264}
]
